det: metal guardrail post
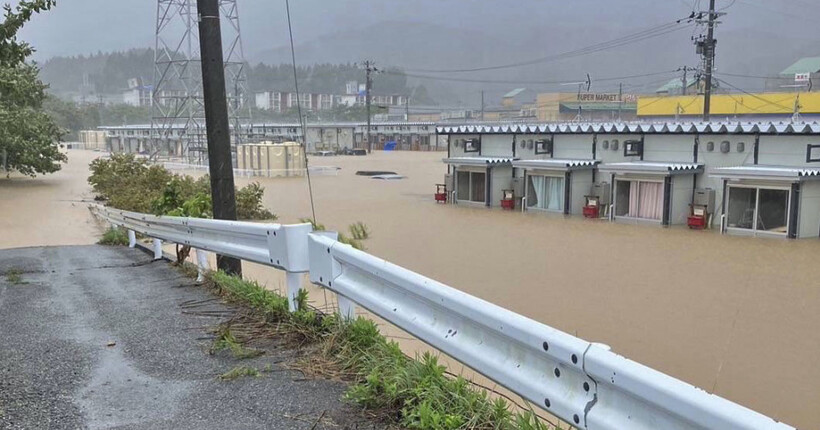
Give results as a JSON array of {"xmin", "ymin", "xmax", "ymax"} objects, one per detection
[
  {"xmin": 152, "ymin": 239, "xmax": 163, "ymax": 260},
  {"xmin": 195, "ymin": 249, "xmax": 209, "ymax": 283},
  {"xmin": 128, "ymin": 230, "xmax": 137, "ymax": 248},
  {"xmin": 285, "ymin": 271, "xmax": 301, "ymax": 312}
]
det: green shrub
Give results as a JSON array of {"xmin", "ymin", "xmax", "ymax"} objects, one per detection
[
  {"xmin": 89, "ymin": 155, "xmax": 276, "ymax": 220},
  {"xmin": 98, "ymin": 227, "xmax": 129, "ymax": 246},
  {"xmin": 236, "ymin": 182, "xmax": 276, "ymax": 220}
]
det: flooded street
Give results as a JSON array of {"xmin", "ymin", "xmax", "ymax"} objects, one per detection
[{"xmin": 3, "ymin": 149, "xmax": 819, "ymax": 428}]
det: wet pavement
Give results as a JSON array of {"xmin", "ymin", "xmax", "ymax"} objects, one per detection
[{"xmin": 0, "ymin": 245, "xmax": 373, "ymax": 430}]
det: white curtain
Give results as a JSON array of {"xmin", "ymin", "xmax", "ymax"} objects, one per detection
[
  {"xmin": 529, "ymin": 175, "xmax": 564, "ymax": 211},
  {"xmin": 626, "ymin": 181, "xmax": 663, "ymax": 220}
]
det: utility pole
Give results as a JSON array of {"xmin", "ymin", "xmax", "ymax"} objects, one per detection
[
  {"xmin": 362, "ymin": 60, "xmax": 377, "ymax": 153},
  {"xmin": 480, "ymin": 90, "xmax": 485, "ymax": 121},
  {"xmin": 617, "ymin": 83, "xmax": 623, "ymax": 121},
  {"xmin": 197, "ymin": 0, "xmax": 241, "ymax": 276},
  {"xmin": 697, "ymin": 0, "xmax": 719, "ymax": 121}
]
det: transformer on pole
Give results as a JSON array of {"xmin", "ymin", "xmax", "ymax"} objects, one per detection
[{"xmin": 151, "ymin": 0, "xmax": 250, "ymax": 164}]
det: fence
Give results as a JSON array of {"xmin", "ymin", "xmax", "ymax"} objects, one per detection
[{"xmin": 91, "ymin": 204, "xmax": 794, "ymax": 430}]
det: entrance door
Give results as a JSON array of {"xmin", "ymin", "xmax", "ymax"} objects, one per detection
[
  {"xmin": 726, "ymin": 186, "xmax": 790, "ymax": 236},
  {"xmin": 614, "ymin": 180, "xmax": 664, "ymax": 221},
  {"xmin": 526, "ymin": 175, "xmax": 565, "ymax": 211}
]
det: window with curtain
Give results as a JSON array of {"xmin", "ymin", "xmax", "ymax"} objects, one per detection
[
  {"xmin": 471, "ymin": 172, "xmax": 486, "ymax": 203},
  {"xmin": 527, "ymin": 175, "xmax": 564, "ymax": 211},
  {"xmin": 615, "ymin": 180, "xmax": 664, "ymax": 220}
]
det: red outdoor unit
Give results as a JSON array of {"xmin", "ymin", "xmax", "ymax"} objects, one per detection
[
  {"xmin": 501, "ymin": 189, "xmax": 515, "ymax": 210},
  {"xmin": 435, "ymin": 184, "xmax": 447, "ymax": 203},
  {"xmin": 688, "ymin": 204, "xmax": 708, "ymax": 229},
  {"xmin": 687, "ymin": 215, "xmax": 706, "ymax": 229},
  {"xmin": 583, "ymin": 205, "xmax": 599, "ymax": 219}
]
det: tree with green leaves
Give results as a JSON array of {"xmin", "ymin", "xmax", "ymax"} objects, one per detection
[{"xmin": 0, "ymin": 0, "xmax": 65, "ymax": 177}]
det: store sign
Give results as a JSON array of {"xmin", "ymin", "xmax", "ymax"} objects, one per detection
[
  {"xmin": 577, "ymin": 93, "xmax": 638, "ymax": 103},
  {"xmin": 795, "ymin": 72, "xmax": 811, "ymax": 83}
]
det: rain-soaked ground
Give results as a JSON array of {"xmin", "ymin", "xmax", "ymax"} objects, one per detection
[{"xmin": 2, "ymin": 149, "xmax": 817, "ymax": 428}]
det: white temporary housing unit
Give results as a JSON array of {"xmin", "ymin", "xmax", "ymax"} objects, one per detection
[{"xmin": 439, "ymin": 121, "xmax": 820, "ymax": 238}]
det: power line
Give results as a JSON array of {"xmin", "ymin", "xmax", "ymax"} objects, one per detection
[
  {"xmin": 385, "ymin": 69, "xmax": 679, "ymax": 86},
  {"xmin": 284, "ymin": 0, "xmax": 317, "ymax": 225},
  {"xmin": 713, "ymin": 77, "xmax": 795, "ymax": 111},
  {"xmin": 404, "ymin": 18, "xmax": 695, "ymax": 74}
]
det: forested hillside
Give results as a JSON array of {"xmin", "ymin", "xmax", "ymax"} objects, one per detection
[{"xmin": 39, "ymin": 49, "xmax": 432, "ymax": 101}]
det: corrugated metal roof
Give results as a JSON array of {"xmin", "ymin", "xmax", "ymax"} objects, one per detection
[
  {"xmin": 443, "ymin": 157, "xmax": 516, "ymax": 166},
  {"xmin": 435, "ymin": 121, "xmax": 820, "ymax": 136},
  {"xmin": 598, "ymin": 161, "xmax": 703, "ymax": 175},
  {"xmin": 512, "ymin": 159, "xmax": 599, "ymax": 170},
  {"xmin": 780, "ymin": 57, "xmax": 820, "ymax": 76},
  {"xmin": 710, "ymin": 165, "xmax": 820, "ymax": 180}
]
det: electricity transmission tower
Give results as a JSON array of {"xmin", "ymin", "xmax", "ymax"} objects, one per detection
[{"xmin": 151, "ymin": 0, "xmax": 250, "ymax": 164}]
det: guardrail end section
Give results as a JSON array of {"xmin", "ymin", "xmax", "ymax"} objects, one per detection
[
  {"xmin": 307, "ymin": 232, "xmax": 341, "ymax": 288},
  {"xmin": 266, "ymin": 223, "xmax": 312, "ymax": 272}
]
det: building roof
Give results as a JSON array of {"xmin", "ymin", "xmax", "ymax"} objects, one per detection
[
  {"xmin": 436, "ymin": 121, "xmax": 820, "ymax": 135},
  {"xmin": 780, "ymin": 57, "xmax": 820, "ymax": 76},
  {"xmin": 597, "ymin": 161, "xmax": 704, "ymax": 175},
  {"xmin": 710, "ymin": 165, "xmax": 820, "ymax": 181},
  {"xmin": 442, "ymin": 157, "xmax": 516, "ymax": 166},
  {"xmin": 503, "ymin": 88, "xmax": 528, "ymax": 98},
  {"xmin": 655, "ymin": 77, "xmax": 699, "ymax": 93},
  {"xmin": 512, "ymin": 159, "xmax": 599, "ymax": 171}
]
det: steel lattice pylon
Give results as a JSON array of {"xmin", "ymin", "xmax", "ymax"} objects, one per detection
[{"xmin": 151, "ymin": 0, "xmax": 250, "ymax": 164}]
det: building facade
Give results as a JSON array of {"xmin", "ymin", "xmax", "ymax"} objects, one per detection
[{"xmin": 440, "ymin": 121, "xmax": 820, "ymax": 239}]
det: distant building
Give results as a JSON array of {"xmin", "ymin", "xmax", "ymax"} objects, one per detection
[
  {"xmin": 655, "ymin": 77, "xmax": 701, "ymax": 95},
  {"xmin": 536, "ymin": 92, "xmax": 638, "ymax": 122},
  {"xmin": 501, "ymin": 88, "xmax": 536, "ymax": 107},
  {"xmin": 765, "ymin": 56, "xmax": 820, "ymax": 92},
  {"xmin": 122, "ymin": 78, "xmax": 153, "ymax": 107},
  {"xmin": 255, "ymin": 90, "xmax": 406, "ymax": 112}
]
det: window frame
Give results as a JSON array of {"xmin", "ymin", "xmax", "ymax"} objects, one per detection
[
  {"xmin": 623, "ymin": 139, "xmax": 643, "ymax": 157},
  {"xmin": 806, "ymin": 144, "xmax": 820, "ymax": 162},
  {"xmin": 534, "ymin": 138, "xmax": 553, "ymax": 155},
  {"xmin": 725, "ymin": 184, "xmax": 791, "ymax": 236},
  {"xmin": 463, "ymin": 137, "xmax": 481, "ymax": 153}
]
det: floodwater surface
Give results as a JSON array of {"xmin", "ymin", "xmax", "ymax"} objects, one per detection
[{"xmin": 2, "ymin": 149, "xmax": 818, "ymax": 428}]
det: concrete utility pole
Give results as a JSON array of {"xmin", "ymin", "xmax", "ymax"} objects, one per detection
[
  {"xmin": 617, "ymin": 83, "xmax": 623, "ymax": 121},
  {"xmin": 480, "ymin": 90, "xmax": 485, "ymax": 121},
  {"xmin": 197, "ymin": 0, "xmax": 241, "ymax": 276},
  {"xmin": 701, "ymin": 0, "xmax": 717, "ymax": 121},
  {"xmin": 362, "ymin": 60, "xmax": 377, "ymax": 153}
]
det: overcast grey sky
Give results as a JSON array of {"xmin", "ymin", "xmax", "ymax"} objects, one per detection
[
  {"xmin": 16, "ymin": 0, "xmax": 816, "ymax": 61},
  {"xmin": 12, "ymin": 0, "xmax": 820, "ymax": 100}
]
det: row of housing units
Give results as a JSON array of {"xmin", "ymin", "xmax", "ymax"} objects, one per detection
[
  {"xmin": 439, "ymin": 121, "xmax": 820, "ymax": 239},
  {"xmin": 96, "ymin": 122, "xmax": 445, "ymax": 155}
]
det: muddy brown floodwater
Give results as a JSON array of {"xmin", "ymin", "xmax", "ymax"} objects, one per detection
[{"xmin": 3, "ymin": 149, "xmax": 818, "ymax": 428}]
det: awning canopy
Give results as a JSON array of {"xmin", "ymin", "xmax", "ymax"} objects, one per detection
[
  {"xmin": 598, "ymin": 161, "xmax": 703, "ymax": 176},
  {"xmin": 710, "ymin": 165, "xmax": 820, "ymax": 181},
  {"xmin": 436, "ymin": 121, "xmax": 820, "ymax": 135},
  {"xmin": 442, "ymin": 157, "xmax": 516, "ymax": 167},
  {"xmin": 512, "ymin": 159, "xmax": 599, "ymax": 171}
]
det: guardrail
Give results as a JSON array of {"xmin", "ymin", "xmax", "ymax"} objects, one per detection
[{"xmin": 91, "ymin": 204, "xmax": 794, "ymax": 430}]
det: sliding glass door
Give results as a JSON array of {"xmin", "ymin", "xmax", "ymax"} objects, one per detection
[
  {"xmin": 614, "ymin": 180, "xmax": 664, "ymax": 221},
  {"xmin": 727, "ymin": 185, "xmax": 790, "ymax": 235},
  {"xmin": 526, "ymin": 175, "xmax": 564, "ymax": 211},
  {"xmin": 456, "ymin": 170, "xmax": 486, "ymax": 204}
]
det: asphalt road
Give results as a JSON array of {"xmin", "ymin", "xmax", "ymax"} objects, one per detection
[{"xmin": 0, "ymin": 245, "xmax": 377, "ymax": 430}]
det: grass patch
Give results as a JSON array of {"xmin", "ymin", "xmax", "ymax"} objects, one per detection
[
  {"xmin": 211, "ymin": 325, "xmax": 264, "ymax": 359},
  {"xmin": 349, "ymin": 221, "xmax": 371, "ymax": 240},
  {"xmin": 198, "ymin": 269, "xmax": 556, "ymax": 430},
  {"xmin": 299, "ymin": 218, "xmax": 370, "ymax": 251},
  {"xmin": 219, "ymin": 365, "xmax": 260, "ymax": 381},
  {"xmin": 97, "ymin": 227, "xmax": 129, "ymax": 246},
  {"xmin": 4, "ymin": 268, "xmax": 22, "ymax": 284}
]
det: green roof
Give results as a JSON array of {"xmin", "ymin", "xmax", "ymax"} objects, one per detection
[
  {"xmin": 503, "ymin": 88, "xmax": 528, "ymax": 98},
  {"xmin": 655, "ymin": 77, "xmax": 698, "ymax": 93},
  {"xmin": 780, "ymin": 57, "xmax": 820, "ymax": 75}
]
